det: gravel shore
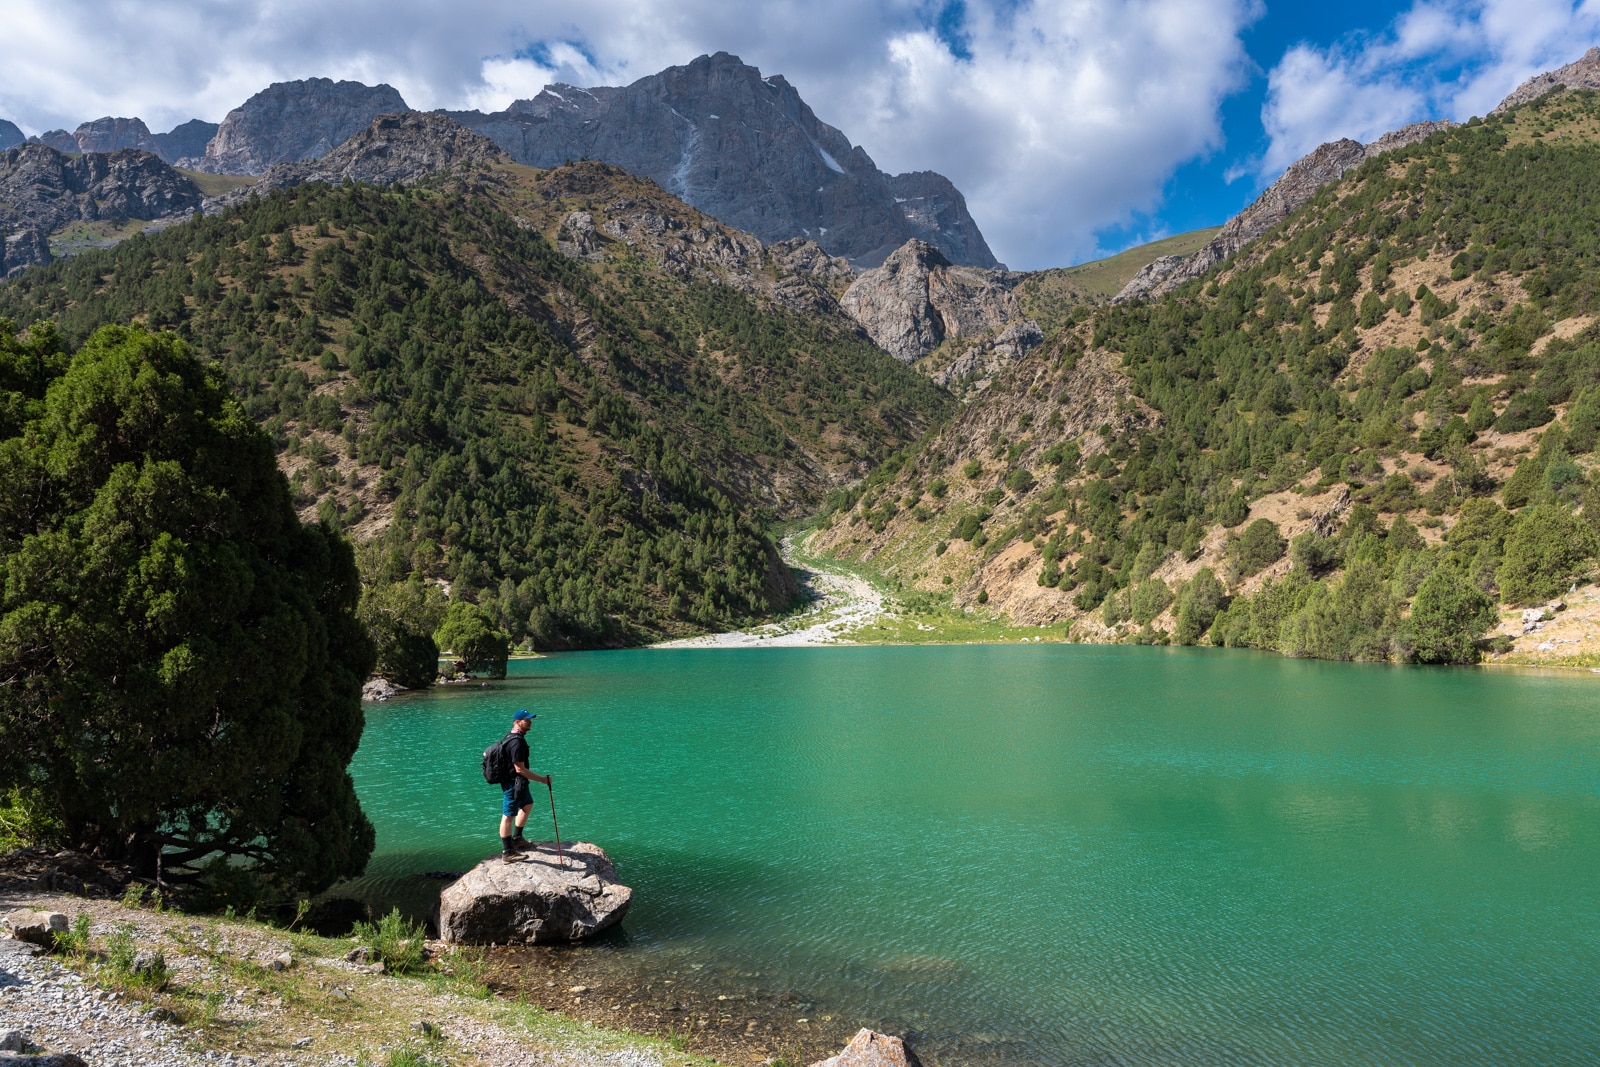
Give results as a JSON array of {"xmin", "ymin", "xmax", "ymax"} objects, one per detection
[{"xmin": 0, "ymin": 887, "xmax": 688, "ymax": 1067}]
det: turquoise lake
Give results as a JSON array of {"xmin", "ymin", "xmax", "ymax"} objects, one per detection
[{"xmin": 345, "ymin": 645, "xmax": 1600, "ymax": 1065}]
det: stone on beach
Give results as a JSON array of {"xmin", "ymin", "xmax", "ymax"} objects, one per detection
[
  {"xmin": 2, "ymin": 909, "xmax": 67, "ymax": 947},
  {"xmin": 436, "ymin": 842, "xmax": 631, "ymax": 944},
  {"xmin": 810, "ymin": 1029, "xmax": 924, "ymax": 1067}
]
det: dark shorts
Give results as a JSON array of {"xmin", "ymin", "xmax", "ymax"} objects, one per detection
[{"xmin": 502, "ymin": 778, "xmax": 532, "ymax": 816}]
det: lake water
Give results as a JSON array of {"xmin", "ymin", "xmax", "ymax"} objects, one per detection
[{"xmin": 345, "ymin": 646, "xmax": 1600, "ymax": 1065}]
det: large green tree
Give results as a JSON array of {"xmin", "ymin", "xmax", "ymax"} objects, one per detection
[
  {"xmin": 1405, "ymin": 564, "xmax": 1498, "ymax": 664},
  {"xmin": 434, "ymin": 601, "xmax": 510, "ymax": 678},
  {"xmin": 0, "ymin": 323, "xmax": 374, "ymax": 893}
]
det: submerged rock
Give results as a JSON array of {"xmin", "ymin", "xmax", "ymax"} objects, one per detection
[
  {"xmin": 436, "ymin": 842, "xmax": 631, "ymax": 944},
  {"xmin": 810, "ymin": 1029, "xmax": 923, "ymax": 1067}
]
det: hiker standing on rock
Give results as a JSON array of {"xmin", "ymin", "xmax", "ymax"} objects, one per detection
[{"xmin": 494, "ymin": 710, "xmax": 550, "ymax": 861}]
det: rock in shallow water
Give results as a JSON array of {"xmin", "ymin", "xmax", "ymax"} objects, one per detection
[
  {"xmin": 810, "ymin": 1029, "xmax": 923, "ymax": 1067},
  {"xmin": 436, "ymin": 842, "xmax": 631, "ymax": 944}
]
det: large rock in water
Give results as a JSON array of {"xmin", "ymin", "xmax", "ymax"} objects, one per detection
[
  {"xmin": 437, "ymin": 842, "xmax": 631, "ymax": 944},
  {"xmin": 810, "ymin": 1029, "xmax": 923, "ymax": 1067}
]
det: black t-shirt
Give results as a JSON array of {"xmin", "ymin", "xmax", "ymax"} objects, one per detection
[{"xmin": 508, "ymin": 731, "xmax": 530, "ymax": 778}]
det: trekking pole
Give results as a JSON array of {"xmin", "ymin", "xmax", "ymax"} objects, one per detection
[{"xmin": 547, "ymin": 782, "xmax": 565, "ymax": 867}]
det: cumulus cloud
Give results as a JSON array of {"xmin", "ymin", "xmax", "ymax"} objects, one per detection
[
  {"xmin": 1259, "ymin": 0, "xmax": 1600, "ymax": 176},
  {"xmin": 0, "ymin": 0, "xmax": 1259, "ymax": 267}
]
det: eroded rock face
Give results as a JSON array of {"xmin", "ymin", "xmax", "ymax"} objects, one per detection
[
  {"xmin": 0, "ymin": 120, "xmax": 23, "ymax": 151},
  {"xmin": 810, "ymin": 1029, "xmax": 923, "ymax": 1067},
  {"xmin": 68, "ymin": 116, "xmax": 163, "ymax": 156},
  {"xmin": 841, "ymin": 239, "xmax": 1025, "ymax": 364},
  {"xmin": 1494, "ymin": 46, "xmax": 1600, "ymax": 112},
  {"xmin": 436, "ymin": 842, "xmax": 632, "ymax": 944},
  {"xmin": 194, "ymin": 78, "xmax": 410, "ymax": 175},
  {"xmin": 1116, "ymin": 121, "xmax": 1456, "ymax": 302},
  {"xmin": 446, "ymin": 52, "xmax": 999, "ymax": 268},
  {"xmin": 154, "ymin": 119, "xmax": 219, "ymax": 164},
  {"xmin": 0, "ymin": 144, "xmax": 202, "ymax": 275},
  {"xmin": 204, "ymin": 112, "xmax": 506, "ymax": 211}
]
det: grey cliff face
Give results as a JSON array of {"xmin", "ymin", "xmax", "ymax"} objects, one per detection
[
  {"xmin": 0, "ymin": 144, "xmax": 202, "ymax": 277},
  {"xmin": 1494, "ymin": 46, "xmax": 1600, "ymax": 112},
  {"xmin": 1115, "ymin": 120, "xmax": 1457, "ymax": 302},
  {"xmin": 153, "ymin": 119, "xmax": 219, "ymax": 164},
  {"xmin": 68, "ymin": 116, "xmax": 164, "ymax": 156},
  {"xmin": 204, "ymin": 112, "xmax": 507, "ymax": 211},
  {"xmin": 193, "ymin": 78, "xmax": 410, "ymax": 175},
  {"xmin": 446, "ymin": 52, "xmax": 999, "ymax": 268},
  {"xmin": 0, "ymin": 120, "xmax": 26, "ymax": 152},
  {"xmin": 840, "ymin": 238, "xmax": 1032, "ymax": 367},
  {"xmin": 28, "ymin": 130, "xmax": 78, "ymax": 153}
]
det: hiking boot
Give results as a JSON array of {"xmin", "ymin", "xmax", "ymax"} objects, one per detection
[
  {"xmin": 501, "ymin": 849, "xmax": 520, "ymax": 863},
  {"xmin": 512, "ymin": 838, "xmax": 536, "ymax": 852}
]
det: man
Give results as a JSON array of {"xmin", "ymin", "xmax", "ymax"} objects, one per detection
[{"xmin": 499, "ymin": 710, "xmax": 551, "ymax": 861}]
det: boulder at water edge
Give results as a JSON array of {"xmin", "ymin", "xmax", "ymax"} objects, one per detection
[
  {"xmin": 436, "ymin": 842, "xmax": 631, "ymax": 944},
  {"xmin": 810, "ymin": 1029, "xmax": 924, "ymax": 1067}
]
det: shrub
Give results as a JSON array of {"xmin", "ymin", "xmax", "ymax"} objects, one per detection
[
  {"xmin": 350, "ymin": 908, "xmax": 428, "ymax": 975},
  {"xmin": 1228, "ymin": 518, "xmax": 1287, "ymax": 580},
  {"xmin": 1130, "ymin": 579, "xmax": 1174, "ymax": 625},
  {"xmin": 1215, "ymin": 491, "xmax": 1250, "ymax": 528},
  {"xmin": 1497, "ymin": 504, "xmax": 1599, "ymax": 604},
  {"xmin": 1494, "ymin": 390, "xmax": 1556, "ymax": 433},
  {"xmin": 1406, "ymin": 565, "xmax": 1497, "ymax": 664},
  {"xmin": 1290, "ymin": 531, "xmax": 1341, "ymax": 576},
  {"xmin": 1174, "ymin": 568, "xmax": 1226, "ymax": 645},
  {"xmin": 1567, "ymin": 387, "xmax": 1600, "ymax": 453},
  {"xmin": 1005, "ymin": 468, "xmax": 1036, "ymax": 493}
]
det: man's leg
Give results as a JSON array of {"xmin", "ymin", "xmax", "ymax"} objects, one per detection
[
  {"xmin": 513, "ymin": 803, "xmax": 533, "ymax": 849},
  {"xmin": 500, "ymin": 790, "xmax": 519, "ymax": 859}
]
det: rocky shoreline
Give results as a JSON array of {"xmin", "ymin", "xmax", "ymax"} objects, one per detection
[{"xmin": 0, "ymin": 851, "xmax": 922, "ymax": 1067}]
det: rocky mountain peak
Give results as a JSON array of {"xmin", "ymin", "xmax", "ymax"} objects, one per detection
[
  {"xmin": 840, "ymin": 238, "xmax": 1033, "ymax": 375},
  {"xmin": 1494, "ymin": 47, "xmax": 1600, "ymax": 112},
  {"xmin": 205, "ymin": 112, "xmax": 506, "ymax": 211},
  {"xmin": 0, "ymin": 120, "xmax": 22, "ymax": 151},
  {"xmin": 1, "ymin": 144, "xmax": 202, "ymax": 276},
  {"xmin": 192, "ymin": 78, "xmax": 410, "ymax": 175},
  {"xmin": 447, "ymin": 53, "xmax": 999, "ymax": 268},
  {"xmin": 69, "ymin": 116, "xmax": 163, "ymax": 156}
]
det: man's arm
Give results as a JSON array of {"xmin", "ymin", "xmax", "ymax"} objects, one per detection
[{"xmin": 513, "ymin": 760, "xmax": 551, "ymax": 786}]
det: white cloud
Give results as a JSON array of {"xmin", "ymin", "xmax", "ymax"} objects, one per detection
[
  {"xmin": 1259, "ymin": 0, "xmax": 1600, "ymax": 178},
  {"xmin": 0, "ymin": 0, "xmax": 1259, "ymax": 268}
]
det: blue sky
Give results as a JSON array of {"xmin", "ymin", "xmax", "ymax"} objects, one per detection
[
  {"xmin": 1103, "ymin": 0, "xmax": 1600, "ymax": 253},
  {"xmin": 2, "ymin": 0, "xmax": 1597, "ymax": 269}
]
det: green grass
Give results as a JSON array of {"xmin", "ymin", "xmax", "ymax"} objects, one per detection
[
  {"xmin": 175, "ymin": 169, "xmax": 257, "ymax": 198},
  {"xmin": 1016, "ymin": 226, "xmax": 1223, "ymax": 334},
  {"xmin": 787, "ymin": 525, "xmax": 1077, "ymax": 645}
]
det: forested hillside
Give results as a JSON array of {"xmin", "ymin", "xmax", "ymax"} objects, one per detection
[
  {"xmin": 814, "ymin": 89, "xmax": 1600, "ymax": 664},
  {"xmin": 0, "ymin": 163, "xmax": 951, "ymax": 648}
]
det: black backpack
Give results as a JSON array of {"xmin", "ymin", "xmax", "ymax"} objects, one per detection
[{"xmin": 481, "ymin": 733, "xmax": 519, "ymax": 785}]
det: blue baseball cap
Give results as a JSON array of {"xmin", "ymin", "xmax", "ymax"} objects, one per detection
[{"xmin": 513, "ymin": 710, "xmax": 536, "ymax": 721}]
